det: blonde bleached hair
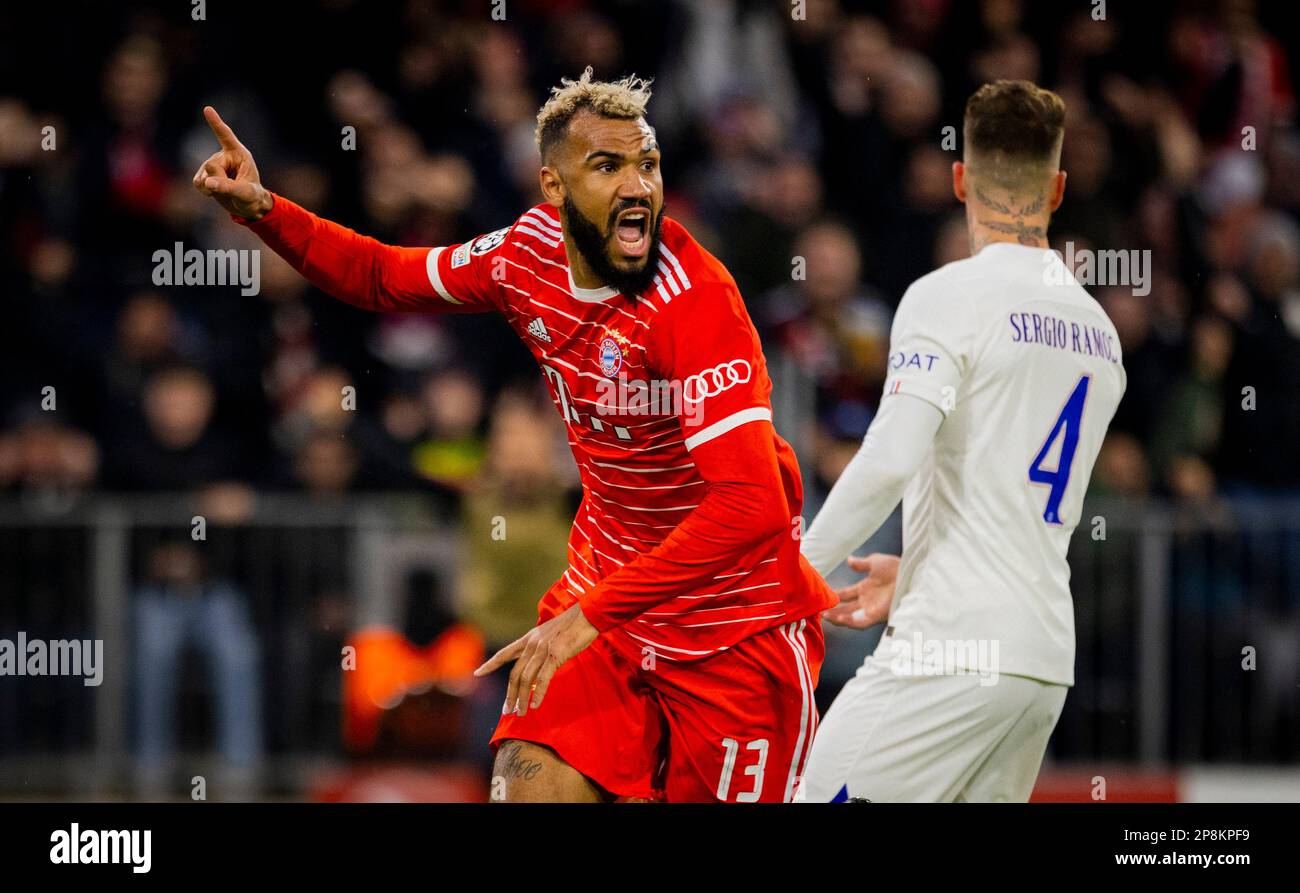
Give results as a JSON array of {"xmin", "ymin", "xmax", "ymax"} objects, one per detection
[{"xmin": 535, "ymin": 66, "xmax": 653, "ymax": 160}]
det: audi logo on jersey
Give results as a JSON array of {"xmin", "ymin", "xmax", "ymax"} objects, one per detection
[{"xmin": 682, "ymin": 359, "xmax": 752, "ymax": 404}]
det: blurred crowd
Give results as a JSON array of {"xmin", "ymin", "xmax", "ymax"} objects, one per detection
[
  {"xmin": 2, "ymin": 0, "xmax": 1300, "ymax": 786},
  {"xmin": 2, "ymin": 0, "xmax": 1299, "ymax": 509}
]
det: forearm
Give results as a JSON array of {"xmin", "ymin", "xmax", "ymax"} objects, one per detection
[
  {"xmin": 579, "ymin": 424, "xmax": 789, "ymax": 631},
  {"xmin": 801, "ymin": 394, "xmax": 943, "ymax": 576},
  {"xmin": 235, "ymin": 192, "xmax": 439, "ymax": 312}
]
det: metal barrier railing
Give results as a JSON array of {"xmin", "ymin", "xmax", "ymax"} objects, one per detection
[{"xmin": 0, "ymin": 492, "xmax": 1297, "ymax": 795}]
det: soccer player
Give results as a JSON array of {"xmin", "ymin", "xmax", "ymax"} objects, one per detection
[
  {"xmin": 796, "ymin": 81, "xmax": 1127, "ymax": 802},
  {"xmin": 192, "ymin": 69, "xmax": 835, "ymax": 802}
]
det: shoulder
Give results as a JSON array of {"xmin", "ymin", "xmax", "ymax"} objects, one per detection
[
  {"xmin": 898, "ymin": 255, "xmax": 979, "ymax": 310},
  {"xmin": 510, "ymin": 204, "xmax": 565, "ymax": 251},
  {"xmin": 465, "ymin": 204, "xmax": 565, "ymax": 266},
  {"xmin": 650, "ymin": 217, "xmax": 742, "ymax": 314},
  {"xmin": 893, "ymin": 258, "xmax": 979, "ymax": 337},
  {"xmin": 643, "ymin": 220, "xmax": 762, "ymax": 362},
  {"xmin": 660, "ymin": 217, "xmax": 734, "ymax": 290}
]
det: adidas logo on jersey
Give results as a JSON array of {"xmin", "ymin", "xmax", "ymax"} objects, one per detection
[{"xmin": 527, "ymin": 317, "xmax": 552, "ymax": 343}]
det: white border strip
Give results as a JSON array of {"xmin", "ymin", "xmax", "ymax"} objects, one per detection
[
  {"xmin": 683, "ymin": 407, "xmax": 771, "ymax": 451},
  {"xmin": 425, "ymin": 247, "xmax": 462, "ymax": 304}
]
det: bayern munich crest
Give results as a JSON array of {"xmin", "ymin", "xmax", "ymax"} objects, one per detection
[{"xmin": 598, "ymin": 337, "xmax": 623, "ymax": 377}]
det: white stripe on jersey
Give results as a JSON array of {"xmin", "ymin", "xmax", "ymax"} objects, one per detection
[
  {"xmin": 580, "ymin": 465, "xmax": 705, "ymax": 492},
  {"xmin": 514, "ymin": 224, "xmax": 562, "ymax": 247},
  {"xmin": 659, "ymin": 243, "xmax": 692, "ymax": 290},
  {"xmin": 521, "ymin": 209, "xmax": 562, "ymax": 234},
  {"xmin": 656, "ymin": 260, "xmax": 683, "ymax": 295},
  {"xmin": 713, "ymin": 557, "xmax": 778, "ymax": 579},
  {"xmin": 674, "ymin": 581, "xmax": 781, "ymax": 600},
  {"xmin": 518, "ymin": 291, "xmax": 649, "ymax": 351},
  {"xmin": 586, "ymin": 492, "xmax": 700, "ymax": 513},
  {"xmin": 567, "ymin": 438, "xmax": 689, "ymax": 455},
  {"xmin": 580, "ymin": 515, "xmax": 662, "ymax": 547},
  {"xmin": 590, "ymin": 459, "xmax": 696, "ymax": 473},
  {"xmin": 565, "ymin": 564, "xmax": 596, "ymax": 589},
  {"xmin": 567, "ymin": 546, "xmax": 601, "ymax": 578},
  {"xmin": 650, "ymin": 612, "xmax": 786, "ymax": 629},
  {"xmin": 642, "ymin": 599, "xmax": 783, "ymax": 617},
  {"xmin": 621, "ymin": 628, "xmax": 717, "ymax": 658},
  {"xmin": 572, "ymin": 519, "xmax": 633, "ymax": 563},
  {"xmin": 512, "ymin": 240, "xmax": 569, "ymax": 271},
  {"xmin": 425, "ymin": 247, "xmax": 462, "ymax": 304},
  {"xmin": 683, "ymin": 406, "xmax": 772, "ymax": 451}
]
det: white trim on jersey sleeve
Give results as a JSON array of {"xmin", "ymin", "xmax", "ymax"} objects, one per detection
[
  {"xmin": 425, "ymin": 247, "xmax": 463, "ymax": 305},
  {"xmin": 683, "ymin": 406, "xmax": 772, "ymax": 451}
]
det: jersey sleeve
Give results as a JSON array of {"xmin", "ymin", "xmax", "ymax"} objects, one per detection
[
  {"xmin": 237, "ymin": 192, "xmax": 507, "ymax": 313},
  {"xmin": 650, "ymin": 282, "xmax": 773, "ymax": 451},
  {"xmin": 425, "ymin": 226, "xmax": 515, "ymax": 311},
  {"xmin": 881, "ymin": 273, "xmax": 974, "ymax": 416}
]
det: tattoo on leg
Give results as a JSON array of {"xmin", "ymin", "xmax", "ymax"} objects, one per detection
[{"xmin": 497, "ymin": 742, "xmax": 544, "ymax": 780}]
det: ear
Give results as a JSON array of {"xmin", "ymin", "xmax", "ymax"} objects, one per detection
[
  {"xmin": 1049, "ymin": 170, "xmax": 1067, "ymax": 212},
  {"xmin": 952, "ymin": 161, "xmax": 967, "ymax": 204},
  {"xmin": 539, "ymin": 165, "xmax": 565, "ymax": 209}
]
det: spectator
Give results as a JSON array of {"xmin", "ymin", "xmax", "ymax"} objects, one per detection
[{"xmin": 132, "ymin": 540, "xmax": 262, "ymax": 798}]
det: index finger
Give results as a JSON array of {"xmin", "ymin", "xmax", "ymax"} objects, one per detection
[
  {"xmin": 474, "ymin": 636, "xmax": 525, "ymax": 677},
  {"xmin": 203, "ymin": 106, "xmax": 242, "ymax": 151}
]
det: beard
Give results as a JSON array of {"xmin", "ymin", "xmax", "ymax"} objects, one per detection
[{"xmin": 562, "ymin": 194, "xmax": 664, "ymax": 297}]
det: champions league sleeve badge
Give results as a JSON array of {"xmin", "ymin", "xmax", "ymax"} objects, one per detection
[{"xmin": 470, "ymin": 227, "xmax": 510, "ymax": 256}]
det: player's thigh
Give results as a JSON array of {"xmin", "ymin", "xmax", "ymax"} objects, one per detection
[
  {"xmin": 798, "ymin": 655, "xmax": 906, "ymax": 802},
  {"xmin": 804, "ymin": 656, "xmax": 1033, "ymax": 802},
  {"xmin": 653, "ymin": 618, "xmax": 824, "ymax": 803},
  {"xmin": 490, "ymin": 637, "xmax": 662, "ymax": 802},
  {"xmin": 957, "ymin": 680, "xmax": 1068, "ymax": 803},
  {"xmin": 490, "ymin": 739, "xmax": 603, "ymax": 802}
]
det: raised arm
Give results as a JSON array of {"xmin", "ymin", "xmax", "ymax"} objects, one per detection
[{"xmin": 192, "ymin": 106, "xmax": 500, "ymax": 314}]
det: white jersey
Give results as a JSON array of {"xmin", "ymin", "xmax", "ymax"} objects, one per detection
[{"xmin": 879, "ymin": 242, "xmax": 1125, "ymax": 686}]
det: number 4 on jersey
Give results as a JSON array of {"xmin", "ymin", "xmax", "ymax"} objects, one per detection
[{"xmin": 1028, "ymin": 375, "xmax": 1090, "ymax": 526}]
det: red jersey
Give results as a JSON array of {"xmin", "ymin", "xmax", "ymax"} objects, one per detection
[{"xmin": 241, "ymin": 198, "xmax": 836, "ymax": 662}]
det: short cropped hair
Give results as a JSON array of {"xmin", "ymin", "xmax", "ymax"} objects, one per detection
[
  {"xmin": 535, "ymin": 66, "xmax": 653, "ymax": 161},
  {"xmin": 963, "ymin": 80, "xmax": 1066, "ymax": 189}
]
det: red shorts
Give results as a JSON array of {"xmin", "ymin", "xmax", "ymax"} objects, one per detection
[{"xmin": 490, "ymin": 616, "xmax": 824, "ymax": 802}]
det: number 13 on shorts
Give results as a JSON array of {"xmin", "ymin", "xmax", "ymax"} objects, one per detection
[{"xmin": 716, "ymin": 737, "xmax": 770, "ymax": 802}]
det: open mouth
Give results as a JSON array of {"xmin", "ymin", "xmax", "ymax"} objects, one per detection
[{"xmin": 613, "ymin": 207, "xmax": 651, "ymax": 259}]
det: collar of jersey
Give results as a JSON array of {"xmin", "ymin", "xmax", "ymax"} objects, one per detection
[
  {"xmin": 566, "ymin": 267, "xmax": 618, "ymax": 303},
  {"xmin": 978, "ymin": 241, "xmax": 1054, "ymax": 260}
]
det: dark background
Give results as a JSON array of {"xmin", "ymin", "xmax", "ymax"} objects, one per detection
[{"xmin": 0, "ymin": 0, "xmax": 1298, "ymax": 801}]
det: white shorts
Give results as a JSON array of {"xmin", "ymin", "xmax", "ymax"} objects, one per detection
[{"xmin": 797, "ymin": 653, "xmax": 1068, "ymax": 802}]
